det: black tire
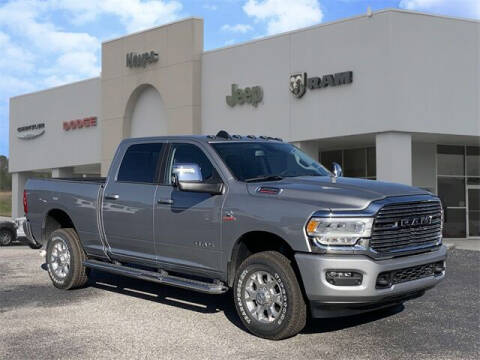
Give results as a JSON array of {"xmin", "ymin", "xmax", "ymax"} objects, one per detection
[
  {"xmin": 0, "ymin": 228, "xmax": 14, "ymax": 246},
  {"xmin": 46, "ymin": 228, "xmax": 88, "ymax": 290},
  {"xmin": 234, "ymin": 251, "xmax": 307, "ymax": 340}
]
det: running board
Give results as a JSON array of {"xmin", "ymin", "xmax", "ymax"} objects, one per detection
[{"xmin": 83, "ymin": 259, "xmax": 228, "ymax": 295}]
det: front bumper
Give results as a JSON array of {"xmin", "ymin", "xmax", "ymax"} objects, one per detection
[{"xmin": 295, "ymin": 245, "xmax": 447, "ymax": 318}]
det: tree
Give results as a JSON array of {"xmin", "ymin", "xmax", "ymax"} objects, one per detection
[{"xmin": 0, "ymin": 156, "xmax": 12, "ymax": 191}]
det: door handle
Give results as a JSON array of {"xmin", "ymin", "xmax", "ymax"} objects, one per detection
[
  {"xmin": 157, "ymin": 199, "xmax": 173, "ymax": 205},
  {"xmin": 105, "ymin": 194, "xmax": 119, "ymax": 200}
]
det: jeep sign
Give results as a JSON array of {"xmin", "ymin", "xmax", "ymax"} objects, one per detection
[
  {"xmin": 126, "ymin": 51, "xmax": 159, "ymax": 68},
  {"xmin": 226, "ymin": 84, "xmax": 263, "ymax": 107}
]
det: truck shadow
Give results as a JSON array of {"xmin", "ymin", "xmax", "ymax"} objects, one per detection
[{"xmin": 86, "ymin": 269, "xmax": 404, "ymax": 335}]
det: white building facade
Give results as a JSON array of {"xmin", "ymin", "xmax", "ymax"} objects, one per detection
[{"xmin": 9, "ymin": 10, "xmax": 480, "ymax": 239}]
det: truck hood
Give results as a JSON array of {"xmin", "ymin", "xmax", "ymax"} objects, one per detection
[{"xmin": 246, "ymin": 176, "xmax": 430, "ymax": 211}]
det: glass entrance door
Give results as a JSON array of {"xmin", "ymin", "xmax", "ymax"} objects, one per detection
[{"xmin": 467, "ymin": 186, "xmax": 480, "ymax": 238}]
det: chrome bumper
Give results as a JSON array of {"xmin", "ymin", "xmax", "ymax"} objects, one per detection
[{"xmin": 295, "ymin": 246, "xmax": 447, "ymax": 317}]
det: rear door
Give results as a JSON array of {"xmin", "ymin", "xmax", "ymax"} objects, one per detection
[
  {"xmin": 154, "ymin": 142, "xmax": 225, "ymax": 274},
  {"xmin": 102, "ymin": 142, "xmax": 165, "ymax": 264}
]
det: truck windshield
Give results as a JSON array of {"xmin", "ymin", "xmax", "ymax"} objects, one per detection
[{"xmin": 211, "ymin": 142, "xmax": 331, "ymax": 182}]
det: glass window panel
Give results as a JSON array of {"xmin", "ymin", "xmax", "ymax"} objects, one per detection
[
  {"xmin": 466, "ymin": 146, "xmax": 480, "ymax": 176},
  {"xmin": 343, "ymin": 149, "xmax": 366, "ymax": 177},
  {"xmin": 117, "ymin": 143, "xmax": 164, "ymax": 183},
  {"xmin": 468, "ymin": 189, "xmax": 480, "ymax": 237},
  {"xmin": 367, "ymin": 147, "xmax": 376, "ymax": 177},
  {"xmin": 320, "ymin": 150, "xmax": 342, "ymax": 171},
  {"xmin": 169, "ymin": 143, "xmax": 217, "ymax": 183},
  {"xmin": 443, "ymin": 208, "xmax": 466, "ymax": 238},
  {"xmin": 467, "ymin": 177, "xmax": 480, "ymax": 185},
  {"xmin": 437, "ymin": 145, "xmax": 464, "ymax": 176},
  {"xmin": 437, "ymin": 177, "xmax": 466, "ymax": 207}
]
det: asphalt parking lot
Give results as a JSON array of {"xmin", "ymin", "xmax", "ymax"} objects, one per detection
[{"xmin": 1, "ymin": 246, "xmax": 478, "ymax": 360}]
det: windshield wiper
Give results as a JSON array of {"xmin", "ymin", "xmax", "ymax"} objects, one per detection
[{"xmin": 244, "ymin": 175, "xmax": 284, "ymax": 183}]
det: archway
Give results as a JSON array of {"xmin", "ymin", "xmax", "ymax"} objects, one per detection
[{"xmin": 124, "ymin": 84, "xmax": 167, "ymax": 138}]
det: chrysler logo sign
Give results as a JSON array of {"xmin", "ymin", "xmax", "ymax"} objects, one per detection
[
  {"xmin": 126, "ymin": 51, "xmax": 159, "ymax": 68},
  {"xmin": 289, "ymin": 71, "xmax": 353, "ymax": 98},
  {"xmin": 17, "ymin": 123, "xmax": 45, "ymax": 139}
]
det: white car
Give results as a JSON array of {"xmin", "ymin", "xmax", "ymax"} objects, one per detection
[{"xmin": 0, "ymin": 217, "xmax": 41, "ymax": 248}]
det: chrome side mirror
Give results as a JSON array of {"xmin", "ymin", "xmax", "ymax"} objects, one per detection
[
  {"xmin": 331, "ymin": 162, "xmax": 343, "ymax": 177},
  {"xmin": 172, "ymin": 163, "xmax": 203, "ymax": 183}
]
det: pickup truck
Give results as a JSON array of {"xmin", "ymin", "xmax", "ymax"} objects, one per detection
[{"xmin": 24, "ymin": 131, "xmax": 446, "ymax": 339}]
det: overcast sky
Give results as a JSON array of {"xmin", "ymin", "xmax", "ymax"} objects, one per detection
[{"xmin": 0, "ymin": 0, "xmax": 478, "ymax": 157}]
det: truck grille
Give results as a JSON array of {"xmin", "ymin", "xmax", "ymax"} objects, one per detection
[{"xmin": 370, "ymin": 200, "xmax": 442, "ymax": 255}]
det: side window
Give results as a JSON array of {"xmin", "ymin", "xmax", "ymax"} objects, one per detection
[
  {"xmin": 167, "ymin": 143, "xmax": 219, "ymax": 184},
  {"xmin": 117, "ymin": 143, "xmax": 164, "ymax": 183}
]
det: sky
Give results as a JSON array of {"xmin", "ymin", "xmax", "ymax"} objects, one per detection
[{"xmin": 0, "ymin": 0, "xmax": 478, "ymax": 157}]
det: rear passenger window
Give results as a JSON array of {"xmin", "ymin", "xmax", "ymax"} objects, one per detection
[{"xmin": 117, "ymin": 143, "xmax": 164, "ymax": 183}]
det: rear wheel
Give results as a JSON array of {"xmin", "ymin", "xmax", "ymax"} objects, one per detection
[
  {"xmin": 46, "ymin": 228, "xmax": 88, "ymax": 289},
  {"xmin": 234, "ymin": 251, "xmax": 307, "ymax": 340},
  {"xmin": 0, "ymin": 228, "xmax": 14, "ymax": 246}
]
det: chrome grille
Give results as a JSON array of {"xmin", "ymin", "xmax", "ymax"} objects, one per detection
[{"xmin": 370, "ymin": 200, "xmax": 442, "ymax": 255}]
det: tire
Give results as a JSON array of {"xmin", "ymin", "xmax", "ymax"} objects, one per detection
[
  {"xmin": 234, "ymin": 251, "xmax": 307, "ymax": 340},
  {"xmin": 0, "ymin": 228, "xmax": 14, "ymax": 246},
  {"xmin": 46, "ymin": 228, "xmax": 88, "ymax": 290}
]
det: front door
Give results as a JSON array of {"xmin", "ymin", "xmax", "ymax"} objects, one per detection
[
  {"xmin": 467, "ymin": 186, "xmax": 480, "ymax": 238},
  {"xmin": 102, "ymin": 142, "xmax": 165, "ymax": 263},
  {"xmin": 155, "ymin": 142, "xmax": 224, "ymax": 273}
]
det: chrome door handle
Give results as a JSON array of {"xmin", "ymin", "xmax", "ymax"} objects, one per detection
[
  {"xmin": 105, "ymin": 194, "xmax": 119, "ymax": 200},
  {"xmin": 157, "ymin": 199, "xmax": 173, "ymax": 205}
]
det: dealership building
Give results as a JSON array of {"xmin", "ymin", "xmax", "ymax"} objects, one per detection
[{"xmin": 8, "ymin": 9, "xmax": 480, "ymax": 239}]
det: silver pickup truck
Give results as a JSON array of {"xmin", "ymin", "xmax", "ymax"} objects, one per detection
[{"xmin": 24, "ymin": 131, "xmax": 446, "ymax": 339}]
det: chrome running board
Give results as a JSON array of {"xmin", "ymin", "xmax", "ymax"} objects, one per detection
[{"xmin": 83, "ymin": 259, "xmax": 228, "ymax": 295}]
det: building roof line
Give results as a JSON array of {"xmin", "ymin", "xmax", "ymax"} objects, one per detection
[
  {"xmin": 10, "ymin": 76, "xmax": 101, "ymax": 100},
  {"xmin": 203, "ymin": 8, "xmax": 479, "ymax": 55},
  {"xmin": 102, "ymin": 16, "xmax": 203, "ymax": 45}
]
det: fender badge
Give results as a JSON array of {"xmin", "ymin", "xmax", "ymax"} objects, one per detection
[{"xmin": 223, "ymin": 211, "xmax": 236, "ymax": 222}]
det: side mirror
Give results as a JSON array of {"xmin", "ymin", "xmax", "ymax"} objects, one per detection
[
  {"xmin": 172, "ymin": 163, "xmax": 224, "ymax": 195},
  {"xmin": 331, "ymin": 162, "xmax": 343, "ymax": 177}
]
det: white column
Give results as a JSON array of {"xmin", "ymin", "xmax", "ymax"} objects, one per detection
[
  {"xmin": 376, "ymin": 132, "xmax": 412, "ymax": 185},
  {"xmin": 51, "ymin": 167, "xmax": 74, "ymax": 178},
  {"xmin": 11, "ymin": 172, "xmax": 30, "ymax": 218},
  {"xmin": 291, "ymin": 140, "xmax": 320, "ymax": 161}
]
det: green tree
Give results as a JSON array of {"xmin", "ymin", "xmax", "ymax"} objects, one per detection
[{"xmin": 0, "ymin": 156, "xmax": 12, "ymax": 191}]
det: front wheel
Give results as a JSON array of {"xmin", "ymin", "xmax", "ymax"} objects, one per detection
[
  {"xmin": 234, "ymin": 251, "xmax": 307, "ymax": 340},
  {"xmin": 46, "ymin": 228, "xmax": 88, "ymax": 289}
]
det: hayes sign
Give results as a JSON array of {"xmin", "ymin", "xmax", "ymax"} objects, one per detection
[
  {"xmin": 289, "ymin": 71, "xmax": 353, "ymax": 98},
  {"xmin": 63, "ymin": 117, "xmax": 97, "ymax": 131},
  {"xmin": 226, "ymin": 84, "xmax": 263, "ymax": 107},
  {"xmin": 126, "ymin": 51, "xmax": 159, "ymax": 68}
]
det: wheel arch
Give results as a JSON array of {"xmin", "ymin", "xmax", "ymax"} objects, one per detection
[
  {"xmin": 227, "ymin": 231, "xmax": 301, "ymax": 288},
  {"xmin": 42, "ymin": 208, "xmax": 77, "ymax": 244}
]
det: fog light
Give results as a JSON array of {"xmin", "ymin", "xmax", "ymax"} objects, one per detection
[{"xmin": 326, "ymin": 271, "xmax": 363, "ymax": 286}]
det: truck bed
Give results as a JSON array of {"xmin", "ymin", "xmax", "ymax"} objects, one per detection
[{"xmin": 25, "ymin": 177, "xmax": 106, "ymax": 257}]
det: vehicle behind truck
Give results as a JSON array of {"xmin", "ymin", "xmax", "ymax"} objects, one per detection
[{"xmin": 24, "ymin": 131, "xmax": 446, "ymax": 339}]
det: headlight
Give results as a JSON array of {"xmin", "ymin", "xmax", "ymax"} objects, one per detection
[{"xmin": 306, "ymin": 217, "xmax": 373, "ymax": 247}]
